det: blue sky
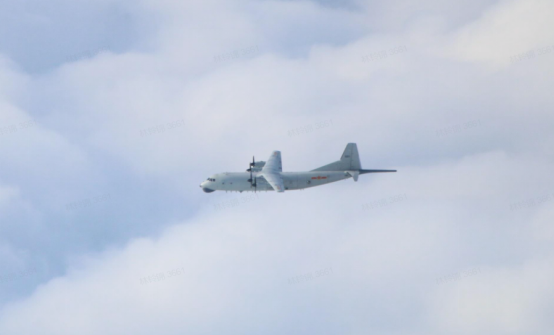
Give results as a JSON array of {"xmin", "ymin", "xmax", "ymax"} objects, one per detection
[{"xmin": 1, "ymin": 0, "xmax": 554, "ymax": 334}]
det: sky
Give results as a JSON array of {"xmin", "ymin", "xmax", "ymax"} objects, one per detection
[{"xmin": 0, "ymin": 0, "xmax": 553, "ymax": 334}]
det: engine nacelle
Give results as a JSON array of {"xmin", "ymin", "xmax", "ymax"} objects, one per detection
[{"xmin": 247, "ymin": 161, "xmax": 266, "ymax": 172}]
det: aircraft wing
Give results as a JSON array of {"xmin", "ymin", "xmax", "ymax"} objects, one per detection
[
  {"xmin": 262, "ymin": 151, "xmax": 282, "ymax": 173},
  {"xmin": 258, "ymin": 172, "xmax": 285, "ymax": 192},
  {"xmin": 259, "ymin": 151, "xmax": 284, "ymax": 192}
]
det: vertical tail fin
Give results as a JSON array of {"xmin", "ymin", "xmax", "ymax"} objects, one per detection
[
  {"xmin": 311, "ymin": 143, "xmax": 361, "ymax": 171},
  {"xmin": 340, "ymin": 143, "xmax": 361, "ymax": 170}
]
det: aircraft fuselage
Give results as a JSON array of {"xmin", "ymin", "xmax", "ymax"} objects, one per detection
[{"xmin": 200, "ymin": 171, "xmax": 350, "ymax": 193}]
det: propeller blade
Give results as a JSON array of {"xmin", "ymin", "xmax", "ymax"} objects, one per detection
[{"xmin": 248, "ymin": 156, "xmax": 258, "ymax": 191}]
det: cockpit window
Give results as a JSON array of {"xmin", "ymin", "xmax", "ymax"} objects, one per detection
[{"xmin": 207, "ymin": 178, "xmax": 216, "ymax": 182}]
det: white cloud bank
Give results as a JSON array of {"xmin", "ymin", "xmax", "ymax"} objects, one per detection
[
  {"xmin": 1, "ymin": 152, "xmax": 553, "ymax": 334},
  {"xmin": 1, "ymin": 0, "xmax": 554, "ymax": 333}
]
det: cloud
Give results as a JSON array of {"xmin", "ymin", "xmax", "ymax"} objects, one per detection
[
  {"xmin": 0, "ymin": 0, "xmax": 553, "ymax": 333},
  {"xmin": 429, "ymin": 257, "xmax": 554, "ymax": 334},
  {"xmin": 443, "ymin": 0, "xmax": 554, "ymax": 66},
  {"xmin": 0, "ymin": 151, "xmax": 553, "ymax": 334}
]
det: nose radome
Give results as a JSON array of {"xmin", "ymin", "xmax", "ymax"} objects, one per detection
[{"xmin": 199, "ymin": 181, "xmax": 214, "ymax": 193}]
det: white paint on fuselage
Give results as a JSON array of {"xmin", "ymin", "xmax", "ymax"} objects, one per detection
[{"xmin": 200, "ymin": 171, "xmax": 351, "ymax": 192}]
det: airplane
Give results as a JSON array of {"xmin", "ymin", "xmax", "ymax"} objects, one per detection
[{"xmin": 199, "ymin": 143, "xmax": 396, "ymax": 193}]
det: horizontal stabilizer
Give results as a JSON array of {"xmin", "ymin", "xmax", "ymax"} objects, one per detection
[{"xmin": 359, "ymin": 169, "xmax": 397, "ymax": 174}]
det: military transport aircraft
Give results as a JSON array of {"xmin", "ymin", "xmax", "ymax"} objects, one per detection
[{"xmin": 199, "ymin": 143, "xmax": 396, "ymax": 193}]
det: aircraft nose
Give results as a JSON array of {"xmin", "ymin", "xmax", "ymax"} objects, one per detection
[{"xmin": 199, "ymin": 181, "xmax": 214, "ymax": 193}]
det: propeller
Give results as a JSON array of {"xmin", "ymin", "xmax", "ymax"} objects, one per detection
[
  {"xmin": 247, "ymin": 156, "xmax": 255, "ymax": 172},
  {"xmin": 247, "ymin": 156, "xmax": 257, "ymax": 192}
]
